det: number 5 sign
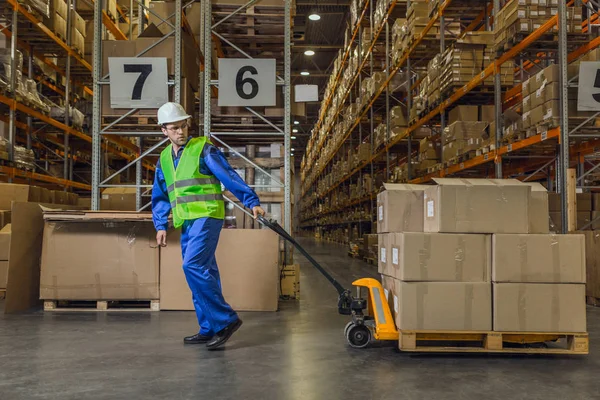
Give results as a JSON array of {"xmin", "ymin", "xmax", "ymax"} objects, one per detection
[
  {"xmin": 218, "ymin": 58, "xmax": 276, "ymax": 107},
  {"xmin": 108, "ymin": 57, "xmax": 169, "ymax": 108},
  {"xmin": 578, "ymin": 62, "xmax": 600, "ymax": 111}
]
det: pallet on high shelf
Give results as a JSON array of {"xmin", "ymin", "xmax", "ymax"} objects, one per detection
[
  {"xmin": 44, "ymin": 299, "xmax": 160, "ymax": 312},
  {"xmin": 398, "ymin": 330, "xmax": 589, "ymax": 354}
]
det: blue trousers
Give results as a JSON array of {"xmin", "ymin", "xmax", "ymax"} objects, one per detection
[{"xmin": 180, "ymin": 217, "xmax": 238, "ymax": 336}]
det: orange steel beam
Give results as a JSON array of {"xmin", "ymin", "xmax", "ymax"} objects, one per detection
[
  {"xmin": 103, "ymin": 11, "xmax": 128, "ymax": 40},
  {"xmin": 7, "ymin": 0, "xmax": 92, "ymax": 71},
  {"xmin": 0, "ymin": 165, "xmax": 91, "ymax": 190},
  {"xmin": 116, "ymin": 4, "xmax": 130, "ymax": 24}
]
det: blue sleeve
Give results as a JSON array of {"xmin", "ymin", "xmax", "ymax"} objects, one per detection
[
  {"xmin": 151, "ymin": 160, "xmax": 171, "ymax": 231},
  {"xmin": 202, "ymin": 145, "xmax": 261, "ymax": 209}
]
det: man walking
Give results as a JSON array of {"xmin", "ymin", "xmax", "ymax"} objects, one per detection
[{"xmin": 151, "ymin": 102, "xmax": 265, "ymax": 350}]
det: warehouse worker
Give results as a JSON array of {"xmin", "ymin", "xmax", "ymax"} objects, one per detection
[{"xmin": 151, "ymin": 102, "xmax": 265, "ymax": 350}]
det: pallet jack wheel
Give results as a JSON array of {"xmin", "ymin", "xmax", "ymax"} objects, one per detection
[
  {"xmin": 343, "ymin": 321, "xmax": 354, "ymax": 337},
  {"xmin": 346, "ymin": 324, "xmax": 371, "ymax": 349}
]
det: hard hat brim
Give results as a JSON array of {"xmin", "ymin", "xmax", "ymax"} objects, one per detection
[{"xmin": 159, "ymin": 114, "xmax": 191, "ymax": 125}]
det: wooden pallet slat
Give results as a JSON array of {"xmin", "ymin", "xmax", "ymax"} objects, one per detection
[
  {"xmin": 398, "ymin": 330, "xmax": 589, "ymax": 354},
  {"xmin": 44, "ymin": 299, "xmax": 160, "ymax": 312}
]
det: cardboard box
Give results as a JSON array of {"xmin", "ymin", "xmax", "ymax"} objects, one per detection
[
  {"xmin": 448, "ymin": 105, "xmax": 478, "ymax": 124},
  {"xmin": 39, "ymin": 213, "xmax": 160, "ymax": 300},
  {"xmin": 378, "ymin": 233, "xmax": 392, "ymax": 276},
  {"xmin": 71, "ymin": 10, "xmax": 86, "ymax": 37},
  {"xmin": 381, "ymin": 275, "xmax": 397, "ymax": 321},
  {"xmin": 46, "ymin": 14, "xmax": 67, "ymax": 40},
  {"xmin": 376, "ymin": 183, "xmax": 425, "ymax": 233},
  {"xmin": 159, "ymin": 228, "xmax": 280, "ymax": 311},
  {"xmin": 0, "ymin": 260, "xmax": 7, "ymax": 288},
  {"xmin": 593, "ymin": 193, "xmax": 600, "ymax": 211},
  {"xmin": 578, "ymin": 211, "xmax": 592, "ymax": 230},
  {"xmin": 580, "ymin": 231, "xmax": 600, "ymax": 298},
  {"xmin": 102, "ymin": 188, "xmax": 137, "ymax": 211},
  {"xmin": 424, "ymin": 178, "xmax": 530, "ymax": 233},
  {"xmin": 395, "ymin": 281, "xmax": 492, "ymax": 330},
  {"xmin": 51, "ymin": 190, "xmax": 70, "ymax": 205},
  {"xmin": 524, "ymin": 182, "xmax": 549, "ymax": 233},
  {"xmin": 0, "ymin": 210, "xmax": 10, "ymax": 230},
  {"xmin": 0, "ymin": 184, "xmax": 42, "ymax": 209},
  {"xmin": 530, "ymin": 64, "xmax": 560, "ymax": 92},
  {"xmin": 548, "ymin": 192, "xmax": 561, "ymax": 211},
  {"xmin": 391, "ymin": 233, "xmax": 491, "ymax": 282},
  {"xmin": 493, "ymin": 283, "xmax": 586, "ymax": 332},
  {"xmin": 492, "ymin": 234, "xmax": 585, "ymax": 283},
  {"xmin": 578, "ymin": 193, "xmax": 592, "ymax": 211},
  {"xmin": 0, "ymin": 223, "xmax": 10, "ymax": 261},
  {"xmin": 49, "ymin": 0, "xmax": 67, "ymax": 19}
]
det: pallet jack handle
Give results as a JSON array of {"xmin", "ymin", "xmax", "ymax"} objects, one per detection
[{"xmin": 256, "ymin": 215, "xmax": 348, "ymax": 297}]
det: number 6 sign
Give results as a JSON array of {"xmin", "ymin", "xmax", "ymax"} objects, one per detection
[
  {"xmin": 108, "ymin": 57, "xmax": 169, "ymax": 108},
  {"xmin": 218, "ymin": 58, "xmax": 276, "ymax": 107}
]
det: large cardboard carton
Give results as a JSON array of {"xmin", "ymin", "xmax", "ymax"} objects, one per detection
[
  {"xmin": 381, "ymin": 275, "xmax": 397, "ymax": 322},
  {"xmin": 493, "ymin": 283, "xmax": 586, "ymax": 332},
  {"xmin": 0, "ymin": 184, "xmax": 42, "ymax": 209},
  {"xmin": 378, "ymin": 233, "xmax": 392, "ymax": 276},
  {"xmin": 159, "ymin": 228, "xmax": 279, "ymax": 311},
  {"xmin": 0, "ymin": 223, "xmax": 10, "ymax": 261},
  {"xmin": 580, "ymin": 231, "xmax": 600, "ymax": 299},
  {"xmin": 0, "ymin": 260, "xmax": 7, "ymax": 288},
  {"xmin": 492, "ymin": 234, "xmax": 585, "ymax": 283},
  {"xmin": 395, "ymin": 281, "xmax": 492, "ymax": 330},
  {"xmin": 391, "ymin": 233, "xmax": 491, "ymax": 282},
  {"xmin": 424, "ymin": 178, "xmax": 530, "ymax": 233},
  {"xmin": 50, "ymin": 190, "xmax": 70, "ymax": 205},
  {"xmin": 578, "ymin": 193, "xmax": 593, "ymax": 211},
  {"xmin": 0, "ymin": 210, "xmax": 10, "ymax": 229},
  {"xmin": 39, "ymin": 212, "xmax": 159, "ymax": 300},
  {"xmin": 523, "ymin": 182, "xmax": 549, "ymax": 233},
  {"xmin": 102, "ymin": 188, "xmax": 137, "ymax": 211},
  {"xmin": 376, "ymin": 183, "xmax": 425, "ymax": 233},
  {"xmin": 448, "ymin": 105, "xmax": 478, "ymax": 124}
]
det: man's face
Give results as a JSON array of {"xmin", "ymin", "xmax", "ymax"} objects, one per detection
[{"xmin": 161, "ymin": 119, "xmax": 189, "ymax": 146}]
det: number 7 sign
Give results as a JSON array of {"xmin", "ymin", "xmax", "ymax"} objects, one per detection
[
  {"xmin": 218, "ymin": 58, "xmax": 276, "ymax": 107},
  {"xmin": 578, "ymin": 62, "xmax": 600, "ymax": 111},
  {"xmin": 108, "ymin": 57, "xmax": 169, "ymax": 109}
]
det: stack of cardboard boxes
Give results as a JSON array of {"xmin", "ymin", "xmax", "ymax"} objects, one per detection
[
  {"xmin": 441, "ymin": 105, "xmax": 495, "ymax": 164},
  {"xmin": 417, "ymin": 136, "xmax": 440, "ymax": 173},
  {"xmin": 378, "ymin": 178, "xmax": 587, "ymax": 334},
  {"xmin": 494, "ymin": 0, "xmax": 582, "ymax": 52},
  {"xmin": 0, "ymin": 183, "xmax": 79, "ymax": 207},
  {"xmin": 46, "ymin": 0, "xmax": 68, "ymax": 40},
  {"xmin": 522, "ymin": 64, "xmax": 561, "ymax": 134}
]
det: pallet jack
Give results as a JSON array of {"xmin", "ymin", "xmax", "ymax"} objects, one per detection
[{"xmin": 257, "ymin": 215, "xmax": 399, "ymax": 348}]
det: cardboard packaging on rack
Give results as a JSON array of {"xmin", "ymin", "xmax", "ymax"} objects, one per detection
[
  {"xmin": 395, "ymin": 281, "xmax": 492, "ymax": 331},
  {"xmin": 423, "ymin": 178, "xmax": 530, "ymax": 233},
  {"xmin": 493, "ymin": 283, "xmax": 586, "ymax": 332},
  {"xmin": 376, "ymin": 183, "xmax": 425, "ymax": 233},
  {"xmin": 39, "ymin": 212, "xmax": 160, "ymax": 300},
  {"xmin": 390, "ymin": 233, "xmax": 491, "ymax": 282},
  {"xmin": 159, "ymin": 228, "xmax": 279, "ymax": 311},
  {"xmin": 492, "ymin": 234, "xmax": 586, "ymax": 283}
]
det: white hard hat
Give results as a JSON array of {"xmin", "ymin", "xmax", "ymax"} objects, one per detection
[{"xmin": 157, "ymin": 102, "xmax": 191, "ymax": 125}]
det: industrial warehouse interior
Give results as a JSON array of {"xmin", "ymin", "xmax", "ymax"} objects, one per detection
[{"xmin": 1, "ymin": 0, "xmax": 600, "ymax": 398}]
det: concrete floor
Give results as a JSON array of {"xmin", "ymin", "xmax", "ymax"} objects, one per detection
[{"xmin": 1, "ymin": 238, "xmax": 600, "ymax": 400}]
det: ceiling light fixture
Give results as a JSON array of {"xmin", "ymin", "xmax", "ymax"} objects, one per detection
[
  {"xmin": 304, "ymin": 50, "xmax": 315, "ymax": 56},
  {"xmin": 291, "ymin": 148, "xmax": 295, "ymax": 151},
  {"xmin": 293, "ymin": 129, "xmax": 298, "ymax": 133},
  {"xmin": 294, "ymin": 120, "xmax": 300, "ymax": 125},
  {"xmin": 308, "ymin": 13, "xmax": 321, "ymax": 21},
  {"xmin": 300, "ymin": 71, "xmax": 310, "ymax": 76},
  {"xmin": 291, "ymin": 136, "xmax": 297, "ymax": 139}
]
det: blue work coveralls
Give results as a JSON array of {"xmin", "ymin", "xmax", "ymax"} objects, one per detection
[{"xmin": 152, "ymin": 140, "xmax": 261, "ymax": 336}]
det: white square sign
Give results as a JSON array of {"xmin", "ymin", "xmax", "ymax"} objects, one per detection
[
  {"xmin": 108, "ymin": 57, "xmax": 168, "ymax": 109},
  {"xmin": 578, "ymin": 62, "xmax": 600, "ymax": 111},
  {"xmin": 218, "ymin": 58, "xmax": 276, "ymax": 107}
]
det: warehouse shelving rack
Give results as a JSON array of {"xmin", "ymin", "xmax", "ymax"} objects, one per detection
[
  {"xmin": 89, "ymin": 0, "xmax": 293, "ymax": 233},
  {"xmin": 0, "ymin": 0, "xmax": 143, "ymax": 190},
  {"xmin": 299, "ymin": 0, "xmax": 600, "ymax": 239}
]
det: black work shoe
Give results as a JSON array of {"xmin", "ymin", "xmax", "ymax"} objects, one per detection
[
  {"xmin": 184, "ymin": 333, "xmax": 213, "ymax": 344},
  {"xmin": 206, "ymin": 319, "xmax": 243, "ymax": 350}
]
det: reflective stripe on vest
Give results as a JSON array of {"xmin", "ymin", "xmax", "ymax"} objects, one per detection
[{"xmin": 159, "ymin": 137, "xmax": 225, "ymax": 228}]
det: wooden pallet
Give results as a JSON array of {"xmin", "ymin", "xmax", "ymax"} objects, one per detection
[
  {"xmin": 44, "ymin": 299, "xmax": 160, "ymax": 312},
  {"xmin": 398, "ymin": 330, "xmax": 589, "ymax": 354}
]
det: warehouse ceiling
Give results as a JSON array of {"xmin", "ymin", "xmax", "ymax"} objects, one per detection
[{"xmin": 292, "ymin": 0, "xmax": 350, "ymax": 162}]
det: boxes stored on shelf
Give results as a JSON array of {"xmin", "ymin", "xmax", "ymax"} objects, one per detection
[
  {"xmin": 376, "ymin": 183, "xmax": 425, "ymax": 233},
  {"xmin": 46, "ymin": 14, "xmax": 66, "ymax": 40},
  {"xmin": 395, "ymin": 281, "xmax": 492, "ymax": 331},
  {"xmin": 39, "ymin": 212, "xmax": 160, "ymax": 300},
  {"xmin": 492, "ymin": 234, "xmax": 585, "ymax": 283},
  {"xmin": 390, "ymin": 233, "xmax": 491, "ymax": 282},
  {"xmin": 160, "ymin": 228, "xmax": 279, "ymax": 311},
  {"xmin": 424, "ymin": 178, "xmax": 530, "ymax": 234},
  {"xmin": 448, "ymin": 105, "xmax": 478, "ymax": 124},
  {"xmin": 444, "ymin": 121, "xmax": 489, "ymax": 143},
  {"xmin": 0, "ymin": 184, "xmax": 43, "ymax": 209},
  {"xmin": 71, "ymin": 10, "xmax": 86, "ymax": 37},
  {"xmin": 493, "ymin": 283, "xmax": 586, "ymax": 332},
  {"xmin": 102, "ymin": 188, "xmax": 137, "ymax": 211},
  {"xmin": 49, "ymin": 0, "xmax": 67, "ymax": 19},
  {"xmin": 71, "ymin": 29, "xmax": 85, "ymax": 55}
]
